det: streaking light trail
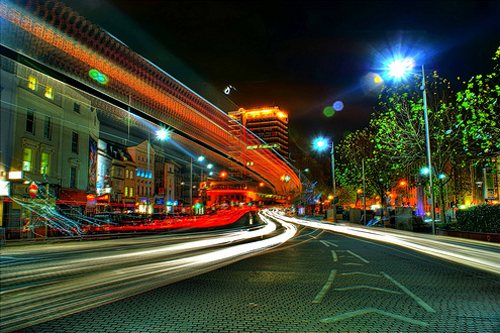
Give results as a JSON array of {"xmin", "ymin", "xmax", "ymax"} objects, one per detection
[
  {"xmin": 265, "ymin": 211, "xmax": 500, "ymax": 276},
  {"xmin": 0, "ymin": 212, "xmax": 296, "ymax": 332}
]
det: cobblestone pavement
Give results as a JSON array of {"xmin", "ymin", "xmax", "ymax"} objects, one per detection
[{"xmin": 16, "ymin": 226, "xmax": 500, "ymax": 333}]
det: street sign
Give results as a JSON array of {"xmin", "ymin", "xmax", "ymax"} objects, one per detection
[{"xmin": 28, "ymin": 182, "xmax": 38, "ymax": 198}]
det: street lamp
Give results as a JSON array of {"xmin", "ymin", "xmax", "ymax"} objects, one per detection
[
  {"xmin": 190, "ymin": 156, "xmax": 207, "ymax": 213},
  {"xmin": 313, "ymin": 137, "xmax": 337, "ymax": 223},
  {"xmin": 297, "ymin": 168, "xmax": 309, "ymax": 208},
  {"xmin": 386, "ymin": 58, "xmax": 436, "ymax": 234},
  {"xmin": 147, "ymin": 128, "xmax": 171, "ymax": 214}
]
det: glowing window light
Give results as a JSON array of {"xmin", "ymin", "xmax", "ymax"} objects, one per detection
[
  {"xmin": 44, "ymin": 86, "xmax": 54, "ymax": 99},
  {"xmin": 89, "ymin": 69, "xmax": 108, "ymax": 84},
  {"xmin": 28, "ymin": 76, "xmax": 37, "ymax": 90}
]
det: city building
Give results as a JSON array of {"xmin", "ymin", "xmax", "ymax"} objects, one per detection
[
  {"xmin": 228, "ymin": 107, "xmax": 289, "ymax": 158},
  {"xmin": 127, "ymin": 140, "xmax": 156, "ymax": 214},
  {"xmin": 1, "ymin": 62, "xmax": 99, "ymax": 238}
]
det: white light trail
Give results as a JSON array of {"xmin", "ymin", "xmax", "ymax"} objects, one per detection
[{"xmin": 265, "ymin": 211, "xmax": 500, "ymax": 276}]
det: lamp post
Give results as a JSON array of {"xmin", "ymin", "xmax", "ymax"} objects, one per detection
[
  {"xmin": 190, "ymin": 156, "xmax": 206, "ymax": 214},
  {"xmin": 147, "ymin": 128, "xmax": 170, "ymax": 214},
  {"xmin": 386, "ymin": 59, "xmax": 436, "ymax": 234},
  {"xmin": 313, "ymin": 137, "xmax": 337, "ymax": 223},
  {"xmin": 331, "ymin": 142, "xmax": 337, "ymax": 223},
  {"xmin": 297, "ymin": 168, "xmax": 309, "ymax": 208},
  {"xmin": 420, "ymin": 65, "xmax": 436, "ymax": 234}
]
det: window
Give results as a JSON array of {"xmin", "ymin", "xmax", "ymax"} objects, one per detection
[
  {"xmin": 71, "ymin": 132, "xmax": 79, "ymax": 154},
  {"xmin": 28, "ymin": 76, "xmax": 37, "ymax": 90},
  {"xmin": 41, "ymin": 153, "xmax": 50, "ymax": 175},
  {"xmin": 22, "ymin": 148, "xmax": 33, "ymax": 172},
  {"xmin": 44, "ymin": 116, "xmax": 51, "ymax": 140},
  {"xmin": 26, "ymin": 110, "xmax": 35, "ymax": 134},
  {"xmin": 73, "ymin": 102, "xmax": 80, "ymax": 113},
  {"xmin": 126, "ymin": 169, "xmax": 129, "ymax": 179},
  {"xmin": 44, "ymin": 86, "xmax": 54, "ymax": 99},
  {"xmin": 124, "ymin": 187, "xmax": 128, "ymax": 197},
  {"xmin": 70, "ymin": 166, "xmax": 77, "ymax": 188},
  {"xmin": 129, "ymin": 187, "xmax": 133, "ymax": 197}
]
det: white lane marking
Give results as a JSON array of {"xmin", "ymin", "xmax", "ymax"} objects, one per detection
[
  {"xmin": 381, "ymin": 272, "xmax": 436, "ymax": 313},
  {"xmin": 320, "ymin": 240, "xmax": 338, "ymax": 247},
  {"xmin": 320, "ymin": 308, "xmax": 429, "ymax": 326},
  {"xmin": 312, "ymin": 269, "xmax": 337, "ymax": 304},
  {"xmin": 343, "ymin": 263, "xmax": 364, "ymax": 266},
  {"xmin": 341, "ymin": 272, "xmax": 381, "ymax": 278},
  {"xmin": 333, "ymin": 285, "xmax": 401, "ymax": 294},
  {"xmin": 331, "ymin": 250, "xmax": 338, "ymax": 262},
  {"xmin": 320, "ymin": 240, "xmax": 330, "ymax": 247},
  {"xmin": 346, "ymin": 250, "xmax": 369, "ymax": 263},
  {"xmin": 325, "ymin": 240, "xmax": 339, "ymax": 247}
]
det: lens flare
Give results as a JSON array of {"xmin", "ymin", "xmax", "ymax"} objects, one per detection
[
  {"xmin": 333, "ymin": 101, "xmax": 344, "ymax": 111},
  {"xmin": 323, "ymin": 106, "xmax": 335, "ymax": 117}
]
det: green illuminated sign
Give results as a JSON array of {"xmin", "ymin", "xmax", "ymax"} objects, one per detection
[
  {"xmin": 89, "ymin": 69, "xmax": 108, "ymax": 84},
  {"xmin": 246, "ymin": 143, "xmax": 280, "ymax": 150}
]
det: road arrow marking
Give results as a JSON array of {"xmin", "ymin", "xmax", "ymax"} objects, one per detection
[
  {"xmin": 320, "ymin": 308, "xmax": 429, "ymax": 326},
  {"xmin": 381, "ymin": 272, "xmax": 436, "ymax": 312},
  {"xmin": 312, "ymin": 269, "xmax": 337, "ymax": 304},
  {"xmin": 334, "ymin": 285, "xmax": 402, "ymax": 294}
]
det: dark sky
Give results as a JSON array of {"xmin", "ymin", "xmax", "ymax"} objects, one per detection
[{"xmin": 64, "ymin": 0, "xmax": 499, "ymax": 152}]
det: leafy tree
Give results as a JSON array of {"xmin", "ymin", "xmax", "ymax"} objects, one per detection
[
  {"xmin": 371, "ymin": 71, "xmax": 466, "ymax": 216},
  {"xmin": 336, "ymin": 128, "xmax": 399, "ymax": 215},
  {"xmin": 455, "ymin": 45, "xmax": 500, "ymax": 165}
]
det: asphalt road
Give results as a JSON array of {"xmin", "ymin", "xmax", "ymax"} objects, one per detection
[{"xmin": 13, "ymin": 221, "xmax": 500, "ymax": 333}]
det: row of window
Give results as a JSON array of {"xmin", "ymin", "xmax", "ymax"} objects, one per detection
[
  {"xmin": 22, "ymin": 148, "xmax": 51, "ymax": 175},
  {"xmin": 124, "ymin": 186, "xmax": 134, "ymax": 198},
  {"xmin": 136, "ymin": 168, "xmax": 152, "ymax": 179},
  {"xmin": 26, "ymin": 111, "xmax": 80, "ymax": 154},
  {"xmin": 29, "ymin": 76, "xmax": 80, "ymax": 111},
  {"xmin": 28, "ymin": 75, "xmax": 54, "ymax": 99},
  {"xmin": 22, "ymin": 148, "xmax": 78, "ymax": 188}
]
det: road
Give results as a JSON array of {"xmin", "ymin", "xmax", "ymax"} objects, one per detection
[{"xmin": 3, "ymin": 211, "xmax": 500, "ymax": 333}]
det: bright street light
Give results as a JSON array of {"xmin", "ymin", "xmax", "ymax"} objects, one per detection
[
  {"xmin": 313, "ymin": 137, "xmax": 328, "ymax": 151},
  {"xmin": 387, "ymin": 58, "xmax": 415, "ymax": 79},
  {"xmin": 156, "ymin": 128, "xmax": 172, "ymax": 140}
]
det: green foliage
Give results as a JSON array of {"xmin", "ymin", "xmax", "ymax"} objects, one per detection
[
  {"xmin": 437, "ymin": 221, "xmax": 457, "ymax": 230},
  {"xmin": 456, "ymin": 205, "xmax": 500, "ymax": 233},
  {"xmin": 455, "ymin": 45, "xmax": 500, "ymax": 158}
]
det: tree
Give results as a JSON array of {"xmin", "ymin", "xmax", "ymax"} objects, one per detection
[
  {"xmin": 336, "ymin": 128, "xmax": 399, "ymax": 215},
  {"xmin": 371, "ymin": 72, "xmax": 467, "ymax": 216},
  {"xmin": 455, "ymin": 46, "xmax": 500, "ymax": 187}
]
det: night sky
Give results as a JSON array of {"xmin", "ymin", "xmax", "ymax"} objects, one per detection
[{"xmin": 64, "ymin": 0, "xmax": 499, "ymax": 154}]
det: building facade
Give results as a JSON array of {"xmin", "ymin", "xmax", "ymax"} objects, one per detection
[
  {"xmin": 229, "ymin": 107, "xmax": 289, "ymax": 159},
  {"xmin": 1, "ymin": 64, "xmax": 99, "ymax": 238}
]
